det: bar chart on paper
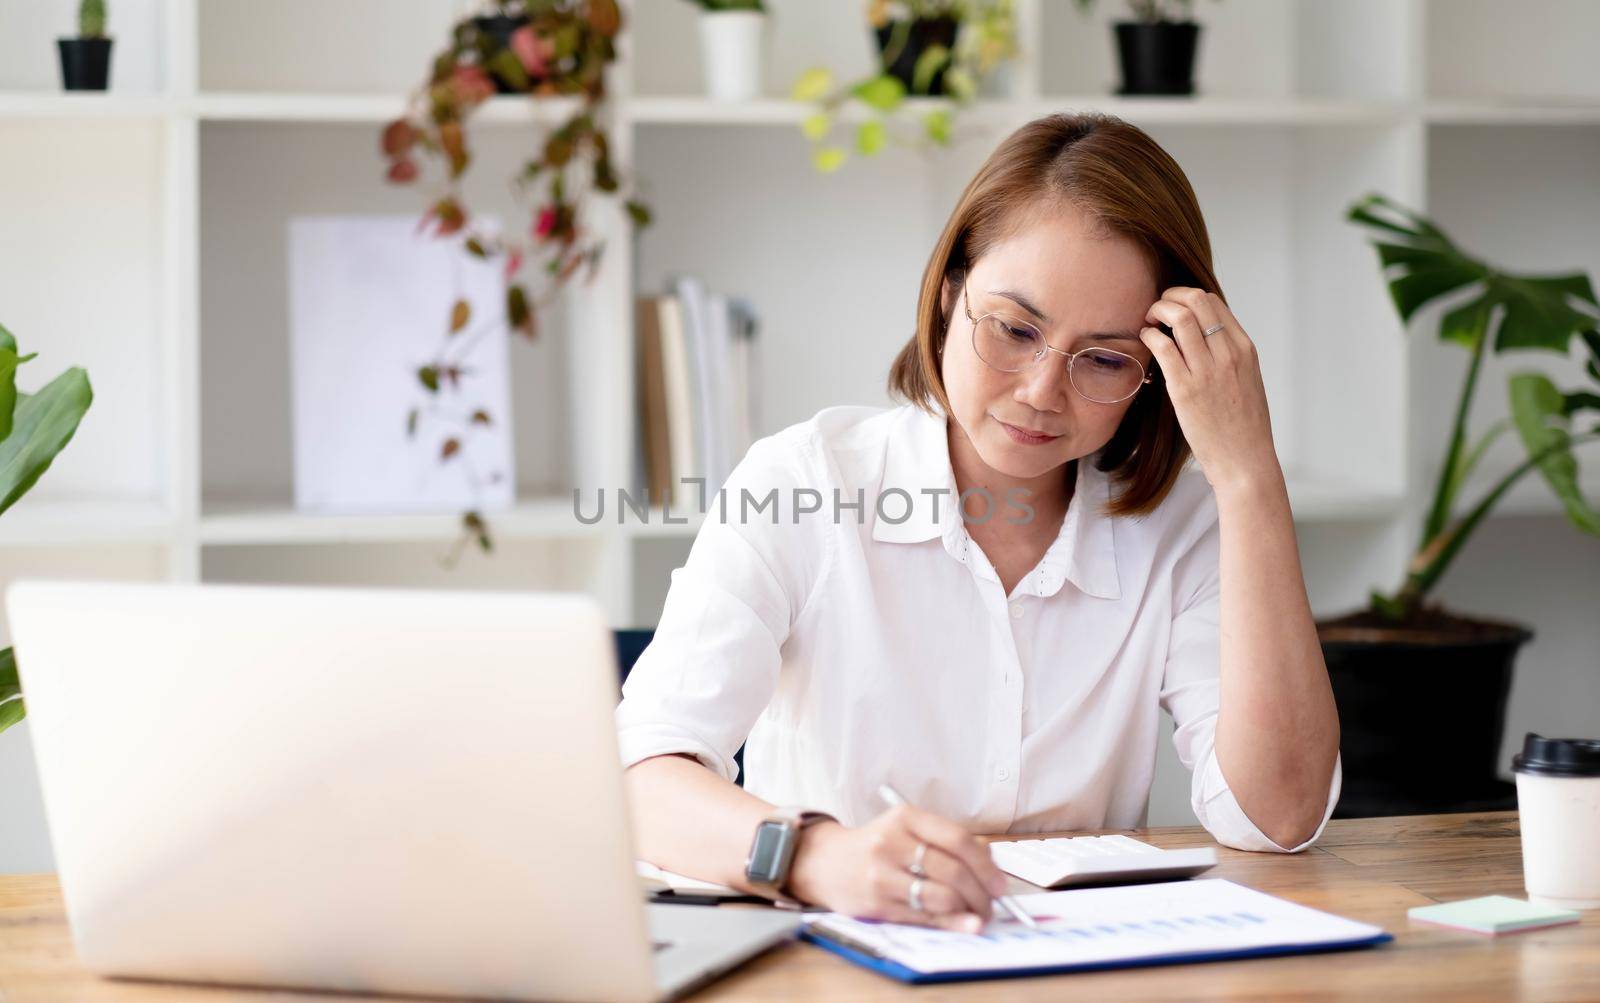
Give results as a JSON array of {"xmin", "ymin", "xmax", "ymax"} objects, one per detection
[{"xmin": 801, "ymin": 879, "xmax": 1391, "ymax": 983}]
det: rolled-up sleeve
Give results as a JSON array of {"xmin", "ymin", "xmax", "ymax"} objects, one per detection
[
  {"xmin": 615, "ymin": 430, "xmax": 830, "ymax": 783},
  {"xmin": 1157, "ymin": 499, "xmax": 1341, "ymax": 853}
]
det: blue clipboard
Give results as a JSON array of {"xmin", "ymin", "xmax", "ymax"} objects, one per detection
[{"xmin": 800, "ymin": 921, "xmax": 1393, "ymax": 985}]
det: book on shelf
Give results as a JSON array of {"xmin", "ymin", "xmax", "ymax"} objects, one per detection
[{"xmin": 635, "ymin": 278, "xmax": 759, "ymax": 514}]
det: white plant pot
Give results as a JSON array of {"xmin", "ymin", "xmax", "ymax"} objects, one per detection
[{"xmin": 698, "ymin": 10, "xmax": 766, "ymax": 102}]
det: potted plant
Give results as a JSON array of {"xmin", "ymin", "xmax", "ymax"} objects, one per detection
[
  {"xmin": 1072, "ymin": 0, "xmax": 1218, "ymax": 97},
  {"xmin": 0, "ymin": 322, "xmax": 95, "ymax": 735},
  {"xmin": 871, "ymin": 0, "xmax": 962, "ymax": 97},
  {"xmin": 382, "ymin": 0, "xmax": 651, "ymax": 555},
  {"xmin": 58, "ymin": 0, "xmax": 112, "ymax": 92},
  {"xmin": 682, "ymin": 0, "xmax": 769, "ymax": 103},
  {"xmin": 1325, "ymin": 193, "xmax": 1600, "ymax": 817},
  {"xmin": 792, "ymin": 0, "xmax": 1017, "ymax": 174}
]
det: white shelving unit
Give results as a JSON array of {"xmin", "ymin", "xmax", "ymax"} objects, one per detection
[{"xmin": 1, "ymin": 0, "xmax": 1597, "ymax": 634}]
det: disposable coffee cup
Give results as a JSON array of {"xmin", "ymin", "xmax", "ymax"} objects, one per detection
[{"xmin": 1512, "ymin": 732, "xmax": 1600, "ymax": 910}]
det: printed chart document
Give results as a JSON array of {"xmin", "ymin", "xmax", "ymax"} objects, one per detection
[{"xmin": 802, "ymin": 878, "xmax": 1390, "ymax": 983}]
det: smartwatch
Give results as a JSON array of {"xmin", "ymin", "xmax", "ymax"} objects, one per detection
[{"xmin": 744, "ymin": 808, "xmax": 835, "ymax": 907}]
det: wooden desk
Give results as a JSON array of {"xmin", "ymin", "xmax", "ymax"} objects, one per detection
[{"xmin": 2, "ymin": 812, "xmax": 1595, "ymax": 1002}]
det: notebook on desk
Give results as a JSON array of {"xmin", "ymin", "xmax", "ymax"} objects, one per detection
[{"xmin": 801, "ymin": 878, "xmax": 1390, "ymax": 984}]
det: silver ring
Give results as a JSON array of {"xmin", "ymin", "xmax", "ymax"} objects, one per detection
[
  {"xmin": 908, "ymin": 877, "xmax": 926, "ymax": 913},
  {"xmin": 1202, "ymin": 323, "xmax": 1225, "ymax": 337},
  {"xmin": 908, "ymin": 841, "xmax": 928, "ymax": 878}
]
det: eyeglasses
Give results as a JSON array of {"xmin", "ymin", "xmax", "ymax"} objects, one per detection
[{"xmin": 962, "ymin": 277, "xmax": 1153, "ymax": 405}]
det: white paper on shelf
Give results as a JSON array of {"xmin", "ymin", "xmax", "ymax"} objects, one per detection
[
  {"xmin": 287, "ymin": 215, "xmax": 514, "ymax": 514},
  {"xmin": 656, "ymin": 295, "xmax": 698, "ymax": 514},
  {"xmin": 672, "ymin": 275, "xmax": 720, "ymax": 503},
  {"xmin": 803, "ymin": 878, "xmax": 1386, "ymax": 975}
]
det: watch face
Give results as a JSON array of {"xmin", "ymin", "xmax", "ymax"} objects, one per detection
[{"xmin": 748, "ymin": 820, "xmax": 789, "ymax": 881}]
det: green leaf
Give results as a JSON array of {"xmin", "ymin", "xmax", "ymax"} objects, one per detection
[
  {"xmin": 0, "ymin": 368, "xmax": 92, "ymax": 518},
  {"xmin": 508, "ymin": 284, "xmax": 535, "ymax": 339},
  {"xmin": 0, "ymin": 694, "xmax": 22, "ymax": 733},
  {"xmin": 1374, "ymin": 240, "xmax": 1450, "ymax": 271},
  {"xmin": 851, "ymin": 74, "xmax": 905, "ymax": 113},
  {"xmin": 1438, "ymin": 294, "xmax": 1491, "ymax": 350},
  {"xmin": 0, "ymin": 321, "xmax": 14, "ymax": 353},
  {"xmin": 855, "ymin": 119, "xmax": 886, "ymax": 156},
  {"xmin": 418, "ymin": 365, "xmax": 440, "ymax": 393},
  {"xmin": 1513, "ymin": 271, "xmax": 1598, "ymax": 310},
  {"xmin": 911, "ymin": 44, "xmax": 949, "ymax": 95},
  {"xmin": 1490, "ymin": 272, "xmax": 1598, "ymax": 353},
  {"xmin": 801, "ymin": 111, "xmax": 831, "ymax": 141},
  {"xmin": 1509, "ymin": 372, "xmax": 1600, "ymax": 535},
  {"xmin": 812, "ymin": 146, "xmax": 847, "ymax": 174},
  {"xmin": 922, "ymin": 107, "xmax": 952, "ymax": 144},
  {"xmin": 1565, "ymin": 392, "xmax": 1600, "ymax": 415},
  {"xmin": 624, "ymin": 199, "xmax": 652, "ymax": 227},
  {"xmin": 1387, "ymin": 262, "xmax": 1484, "ymax": 324},
  {"xmin": 488, "ymin": 49, "xmax": 530, "ymax": 92},
  {"xmin": 0, "ymin": 345, "xmax": 17, "ymax": 442},
  {"xmin": 1583, "ymin": 330, "xmax": 1600, "ymax": 383},
  {"xmin": 0, "ymin": 645, "xmax": 19, "ymax": 703},
  {"xmin": 463, "ymin": 511, "xmax": 493, "ymax": 554},
  {"xmin": 0, "ymin": 645, "xmax": 21, "ymax": 733},
  {"xmin": 791, "ymin": 67, "xmax": 834, "ymax": 102},
  {"xmin": 1348, "ymin": 201, "xmax": 1428, "ymax": 242},
  {"xmin": 943, "ymin": 66, "xmax": 976, "ymax": 102}
]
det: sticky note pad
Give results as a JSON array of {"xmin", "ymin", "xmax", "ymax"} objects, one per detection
[{"xmin": 1407, "ymin": 896, "xmax": 1580, "ymax": 935}]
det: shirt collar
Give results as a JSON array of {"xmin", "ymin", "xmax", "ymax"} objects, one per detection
[{"xmin": 872, "ymin": 405, "xmax": 1121, "ymax": 601}]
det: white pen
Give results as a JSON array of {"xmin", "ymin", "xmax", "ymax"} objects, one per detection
[{"xmin": 877, "ymin": 783, "xmax": 1037, "ymax": 930}]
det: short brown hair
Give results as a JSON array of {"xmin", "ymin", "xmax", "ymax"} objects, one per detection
[{"xmin": 887, "ymin": 112, "xmax": 1224, "ymax": 517}]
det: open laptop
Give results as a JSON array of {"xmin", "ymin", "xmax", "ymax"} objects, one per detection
[{"xmin": 7, "ymin": 580, "xmax": 798, "ymax": 1003}]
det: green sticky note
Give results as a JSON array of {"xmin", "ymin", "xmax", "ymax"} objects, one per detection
[{"xmin": 1407, "ymin": 895, "xmax": 1580, "ymax": 935}]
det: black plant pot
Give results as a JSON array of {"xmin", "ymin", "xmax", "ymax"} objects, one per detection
[
  {"xmin": 58, "ymin": 37, "xmax": 113, "ymax": 92},
  {"xmin": 1319, "ymin": 615, "xmax": 1531, "ymax": 819},
  {"xmin": 473, "ymin": 13, "xmax": 531, "ymax": 94},
  {"xmin": 874, "ymin": 16, "xmax": 959, "ymax": 96},
  {"xmin": 1113, "ymin": 21, "xmax": 1199, "ymax": 96}
]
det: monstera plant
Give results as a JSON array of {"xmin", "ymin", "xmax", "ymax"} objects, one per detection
[
  {"xmin": 1346, "ymin": 193, "xmax": 1600, "ymax": 621},
  {"xmin": 0, "ymin": 322, "xmax": 94, "ymax": 734},
  {"xmin": 1317, "ymin": 193, "xmax": 1599, "ymax": 819}
]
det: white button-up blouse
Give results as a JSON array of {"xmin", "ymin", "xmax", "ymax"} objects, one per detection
[{"xmin": 616, "ymin": 403, "xmax": 1340, "ymax": 852}]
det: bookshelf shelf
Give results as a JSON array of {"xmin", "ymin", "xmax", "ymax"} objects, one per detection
[
  {"xmin": 626, "ymin": 96, "xmax": 1409, "ymax": 128},
  {"xmin": 0, "ymin": 92, "xmax": 172, "ymax": 119},
  {"xmin": 0, "ymin": 499, "xmax": 173, "ymax": 547},
  {"xmin": 198, "ymin": 496, "xmax": 593, "ymax": 546},
  {"xmin": 190, "ymin": 92, "xmax": 587, "ymax": 125},
  {"xmin": 1421, "ymin": 101, "xmax": 1600, "ymax": 126},
  {"xmin": 3, "ymin": 0, "xmax": 1596, "ymax": 626}
]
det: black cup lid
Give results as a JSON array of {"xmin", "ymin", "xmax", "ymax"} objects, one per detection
[{"xmin": 1512, "ymin": 733, "xmax": 1600, "ymax": 777}]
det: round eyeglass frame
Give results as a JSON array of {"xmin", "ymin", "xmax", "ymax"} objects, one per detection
[{"xmin": 962, "ymin": 277, "xmax": 1154, "ymax": 405}]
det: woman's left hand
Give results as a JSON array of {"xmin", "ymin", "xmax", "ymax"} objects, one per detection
[{"xmin": 1139, "ymin": 287, "xmax": 1283, "ymax": 496}]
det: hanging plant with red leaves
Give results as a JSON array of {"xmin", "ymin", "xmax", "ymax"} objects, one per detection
[{"xmin": 382, "ymin": 0, "xmax": 652, "ymax": 558}]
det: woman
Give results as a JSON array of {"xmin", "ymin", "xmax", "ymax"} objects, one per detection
[{"xmin": 618, "ymin": 113, "xmax": 1340, "ymax": 933}]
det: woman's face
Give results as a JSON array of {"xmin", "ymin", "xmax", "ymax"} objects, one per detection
[{"xmin": 940, "ymin": 201, "xmax": 1158, "ymax": 485}]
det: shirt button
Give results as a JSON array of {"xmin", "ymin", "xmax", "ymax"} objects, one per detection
[
  {"xmin": 1010, "ymin": 602, "xmax": 1024, "ymax": 620},
  {"xmin": 997, "ymin": 767, "xmax": 1011, "ymax": 782}
]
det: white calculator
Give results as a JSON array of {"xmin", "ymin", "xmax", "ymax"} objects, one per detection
[{"xmin": 988, "ymin": 834, "xmax": 1218, "ymax": 889}]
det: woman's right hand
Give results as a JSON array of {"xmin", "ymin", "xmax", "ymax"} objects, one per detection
[{"xmin": 785, "ymin": 805, "xmax": 1011, "ymax": 933}]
